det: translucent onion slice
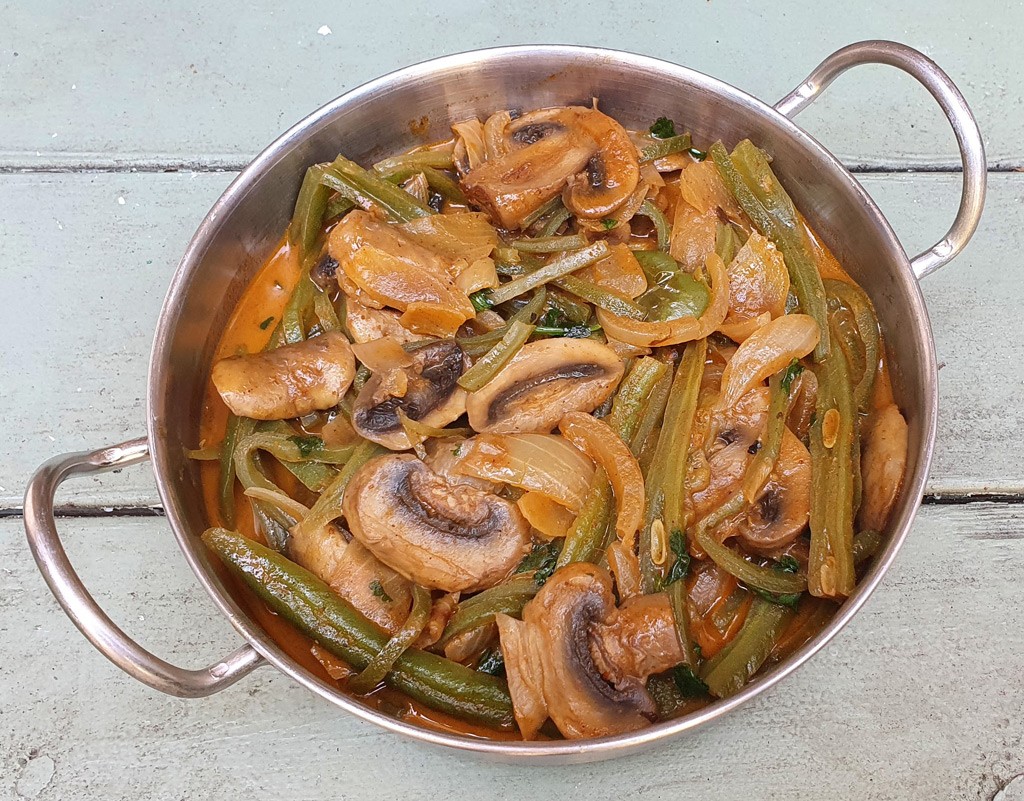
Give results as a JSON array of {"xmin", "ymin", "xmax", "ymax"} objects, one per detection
[
  {"xmin": 454, "ymin": 433, "xmax": 595, "ymax": 512},
  {"xmin": 718, "ymin": 314, "xmax": 820, "ymax": 411},
  {"xmin": 517, "ymin": 491, "xmax": 575, "ymax": 539},
  {"xmin": 398, "ymin": 212, "xmax": 500, "ymax": 264},
  {"xmin": 596, "ymin": 252, "xmax": 730, "ymax": 347},
  {"xmin": 558, "ymin": 411, "xmax": 645, "ymax": 549},
  {"xmin": 606, "ymin": 540, "xmax": 642, "ymax": 600},
  {"xmin": 350, "ymin": 336, "xmax": 414, "ymax": 372},
  {"xmin": 718, "ymin": 311, "xmax": 771, "ymax": 343}
]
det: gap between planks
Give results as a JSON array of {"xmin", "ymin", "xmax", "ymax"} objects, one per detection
[{"xmin": 1, "ymin": 492, "xmax": 1022, "ymax": 519}]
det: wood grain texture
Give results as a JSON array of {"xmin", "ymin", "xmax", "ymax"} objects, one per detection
[
  {"xmin": 1, "ymin": 171, "xmax": 1020, "ymax": 508},
  {"xmin": 0, "ymin": 0, "xmax": 1019, "ymax": 170},
  {"xmin": 3, "ymin": 504, "xmax": 1021, "ymax": 800}
]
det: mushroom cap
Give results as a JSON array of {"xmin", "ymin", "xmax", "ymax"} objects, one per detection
[
  {"xmin": 352, "ymin": 340, "xmax": 469, "ymax": 450},
  {"xmin": 211, "ymin": 331, "xmax": 355, "ymax": 420},
  {"xmin": 522, "ymin": 563, "xmax": 656, "ymax": 739},
  {"xmin": 341, "ymin": 454, "xmax": 532, "ymax": 593},
  {"xmin": 465, "ymin": 338, "xmax": 624, "ymax": 434}
]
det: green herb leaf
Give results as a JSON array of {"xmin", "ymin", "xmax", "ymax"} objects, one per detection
[
  {"xmin": 369, "ymin": 579, "xmax": 393, "ymax": 603},
  {"xmin": 688, "ymin": 147, "xmax": 707, "ymax": 162},
  {"xmin": 650, "ymin": 117, "xmax": 677, "ymax": 139},
  {"xmin": 781, "ymin": 359, "xmax": 804, "ymax": 395},
  {"xmin": 258, "ymin": 316, "xmax": 275, "ymax": 330},
  {"xmin": 673, "ymin": 665, "xmax": 709, "ymax": 698},
  {"xmin": 515, "ymin": 541, "xmax": 560, "ymax": 585},
  {"xmin": 777, "ymin": 554, "xmax": 800, "ymax": 573},
  {"xmin": 533, "ymin": 324, "xmax": 602, "ymax": 339},
  {"xmin": 751, "ymin": 555, "xmax": 803, "ymax": 607},
  {"xmin": 288, "ymin": 435, "xmax": 323, "ymax": 458},
  {"xmin": 476, "ymin": 648, "xmax": 506, "ymax": 677},
  {"xmin": 601, "ymin": 218, "xmax": 618, "ymax": 230},
  {"xmin": 662, "ymin": 529, "xmax": 691, "ymax": 587},
  {"xmin": 470, "ymin": 290, "xmax": 494, "ymax": 312}
]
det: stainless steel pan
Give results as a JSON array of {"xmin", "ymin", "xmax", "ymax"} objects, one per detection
[{"xmin": 24, "ymin": 40, "xmax": 985, "ymax": 762}]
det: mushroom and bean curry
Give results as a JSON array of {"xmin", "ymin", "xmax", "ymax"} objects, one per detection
[{"xmin": 196, "ymin": 105, "xmax": 908, "ymax": 739}]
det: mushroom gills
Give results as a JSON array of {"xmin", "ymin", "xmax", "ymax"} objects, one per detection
[{"xmin": 341, "ymin": 454, "xmax": 532, "ymax": 593}]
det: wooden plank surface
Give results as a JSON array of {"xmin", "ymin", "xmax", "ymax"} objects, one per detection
[
  {"xmin": 3, "ymin": 504, "xmax": 1021, "ymax": 799},
  {"xmin": 2, "ymin": 171, "xmax": 1020, "ymax": 509},
  {"xmin": 0, "ymin": 0, "xmax": 1019, "ymax": 170}
]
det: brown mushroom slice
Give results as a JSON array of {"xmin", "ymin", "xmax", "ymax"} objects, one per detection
[
  {"xmin": 465, "ymin": 339, "xmax": 624, "ymax": 434},
  {"xmin": 561, "ymin": 109, "xmax": 641, "ymax": 219},
  {"xmin": 328, "ymin": 209, "xmax": 474, "ymax": 337},
  {"xmin": 342, "ymin": 454, "xmax": 532, "ymax": 593},
  {"xmin": 515, "ymin": 563, "xmax": 657, "ymax": 739},
  {"xmin": 352, "ymin": 340, "xmax": 469, "ymax": 451},
  {"xmin": 211, "ymin": 331, "xmax": 355, "ymax": 420},
  {"xmin": 588, "ymin": 593, "xmax": 686, "ymax": 687},
  {"xmin": 494, "ymin": 613, "xmax": 550, "ymax": 739}
]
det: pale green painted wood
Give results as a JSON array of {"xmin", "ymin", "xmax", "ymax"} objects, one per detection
[
  {"xmin": 3, "ymin": 504, "xmax": 1022, "ymax": 799},
  {"xmin": 0, "ymin": 0, "xmax": 1019, "ymax": 170},
  {"xmin": 1, "ymin": 171, "xmax": 1020, "ymax": 509}
]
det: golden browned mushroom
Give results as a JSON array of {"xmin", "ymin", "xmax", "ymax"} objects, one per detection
[
  {"xmin": 560, "ymin": 109, "xmax": 640, "ymax": 219},
  {"xmin": 352, "ymin": 340, "xmax": 469, "ymax": 450},
  {"xmin": 858, "ymin": 403, "xmax": 908, "ymax": 531},
  {"xmin": 342, "ymin": 454, "xmax": 533, "ymax": 593},
  {"xmin": 211, "ymin": 331, "xmax": 355, "ymax": 420},
  {"xmin": 465, "ymin": 339, "xmax": 624, "ymax": 434},
  {"xmin": 497, "ymin": 563, "xmax": 686, "ymax": 739}
]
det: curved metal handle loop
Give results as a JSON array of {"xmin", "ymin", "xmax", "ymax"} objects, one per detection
[
  {"xmin": 775, "ymin": 40, "xmax": 986, "ymax": 280},
  {"xmin": 23, "ymin": 438, "xmax": 265, "ymax": 697}
]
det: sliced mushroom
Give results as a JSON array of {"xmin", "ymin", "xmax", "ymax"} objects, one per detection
[
  {"xmin": 342, "ymin": 454, "xmax": 532, "ymax": 592},
  {"xmin": 328, "ymin": 209, "xmax": 474, "ymax": 337},
  {"xmin": 211, "ymin": 331, "xmax": 355, "ymax": 420},
  {"xmin": 560, "ymin": 109, "xmax": 640, "ymax": 219},
  {"xmin": 352, "ymin": 340, "xmax": 469, "ymax": 450},
  {"xmin": 588, "ymin": 593, "xmax": 686, "ymax": 688},
  {"xmin": 498, "ymin": 563, "xmax": 658, "ymax": 739},
  {"xmin": 465, "ymin": 339, "xmax": 624, "ymax": 434},
  {"xmin": 858, "ymin": 403, "xmax": 908, "ymax": 531}
]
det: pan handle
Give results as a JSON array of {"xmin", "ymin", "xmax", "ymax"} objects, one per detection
[
  {"xmin": 23, "ymin": 437, "xmax": 266, "ymax": 697},
  {"xmin": 775, "ymin": 40, "xmax": 986, "ymax": 280}
]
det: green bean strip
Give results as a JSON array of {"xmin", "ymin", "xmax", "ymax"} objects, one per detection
[
  {"xmin": 512, "ymin": 233, "xmax": 588, "ymax": 253},
  {"xmin": 639, "ymin": 132, "xmax": 693, "ymax": 163},
  {"xmin": 808, "ymin": 316, "xmax": 857, "ymax": 598},
  {"xmin": 291, "ymin": 441, "xmax": 386, "ymax": 540},
  {"xmin": 438, "ymin": 575, "xmax": 540, "ymax": 647},
  {"xmin": 349, "ymin": 585, "xmax": 433, "ymax": 694},
  {"xmin": 279, "ymin": 260, "xmax": 317, "ymax": 345},
  {"xmin": 203, "ymin": 529, "xmax": 514, "ymax": 728},
  {"xmin": 538, "ymin": 204, "xmax": 573, "ymax": 237},
  {"xmin": 559, "ymin": 358, "xmax": 669, "ymax": 567},
  {"xmin": 853, "ymin": 529, "xmax": 884, "ymax": 566},
  {"xmin": 456, "ymin": 290, "xmax": 548, "ymax": 356},
  {"xmin": 185, "ymin": 446, "xmax": 219, "ymax": 461},
  {"xmin": 519, "ymin": 194, "xmax": 564, "ymax": 228},
  {"xmin": 552, "ymin": 275, "xmax": 646, "ymax": 319},
  {"xmin": 715, "ymin": 222, "xmax": 741, "ymax": 265},
  {"xmin": 289, "ymin": 164, "xmax": 330, "ymax": 261},
  {"xmin": 694, "ymin": 494, "xmax": 808, "ymax": 595},
  {"xmin": 710, "ymin": 140, "xmax": 830, "ymax": 361},
  {"xmin": 700, "ymin": 597, "xmax": 794, "ymax": 698},
  {"xmin": 741, "ymin": 369, "xmax": 790, "ymax": 503},
  {"xmin": 218, "ymin": 414, "xmax": 257, "ymax": 526},
  {"xmin": 312, "ymin": 287, "xmax": 341, "ymax": 333},
  {"xmin": 627, "ymin": 366, "xmax": 673, "ymax": 456},
  {"xmin": 640, "ymin": 340, "xmax": 705, "ymax": 592},
  {"xmin": 382, "ymin": 165, "xmax": 467, "ymax": 205},
  {"xmin": 321, "ymin": 155, "xmax": 433, "ymax": 223},
  {"xmin": 668, "ymin": 579, "xmax": 700, "ymax": 669},
  {"xmin": 457, "ymin": 321, "xmax": 535, "ymax": 391},
  {"xmin": 824, "ymin": 278, "xmax": 880, "ymax": 413},
  {"xmin": 373, "ymin": 149, "xmax": 455, "ymax": 175},
  {"xmin": 323, "ymin": 194, "xmax": 356, "ymax": 222},
  {"xmin": 636, "ymin": 200, "xmax": 671, "ymax": 252},
  {"xmin": 486, "ymin": 242, "xmax": 611, "ymax": 305}
]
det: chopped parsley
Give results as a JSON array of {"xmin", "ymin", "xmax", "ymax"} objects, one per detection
[
  {"xmin": 540, "ymin": 307, "xmax": 570, "ymax": 328},
  {"xmin": 515, "ymin": 541, "xmax": 560, "ymax": 585},
  {"xmin": 777, "ymin": 554, "xmax": 800, "ymax": 573},
  {"xmin": 258, "ymin": 315, "xmax": 275, "ymax": 330},
  {"xmin": 469, "ymin": 290, "xmax": 494, "ymax": 312},
  {"xmin": 476, "ymin": 648, "xmax": 506, "ymax": 677},
  {"xmin": 649, "ymin": 116, "xmax": 677, "ymax": 139},
  {"xmin": 369, "ymin": 579, "xmax": 392, "ymax": 603},
  {"xmin": 673, "ymin": 665, "xmax": 709, "ymax": 698},
  {"xmin": 752, "ymin": 556, "xmax": 803, "ymax": 608},
  {"xmin": 781, "ymin": 359, "xmax": 804, "ymax": 394},
  {"xmin": 451, "ymin": 444, "xmax": 463, "ymax": 457},
  {"xmin": 664, "ymin": 529, "xmax": 691, "ymax": 586},
  {"xmin": 601, "ymin": 218, "xmax": 618, "ymax": 230},
  {"xmin": 288, "ymin": 435, "xmax": 323, "ymax": 458},
  {"xmin": 688, "ymin": 147, "xmax": 707, "ymax": 162}
]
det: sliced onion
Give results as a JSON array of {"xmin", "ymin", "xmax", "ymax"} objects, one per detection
[
  {"xmin": 558, "ymin": 411, "xmax": 645, "ymax": 548},
  {"xmin": 398, "ymin": 212, "xmax": 500, "ymax": 264},
  {"xmin": 452, "ymin": 118, "xmax": 487, "ymax": 173},
  {"xmin": 606, "ymin": 540, "xmax": 642, "ymax": 600},
  {"xmin": 454, "ymin": 433, "xmax": 595, "ymax": 512},
  {"xmin": 321, "ymin": 413, "xmax": 361, "ymax": 449},
  {"xmin": 596, "ymin": 252, "xmax": 731, "ymax": 347},
  {"xmin": 669, "ymin": 201, "xmax": 717, "ymax": 271},
  {"xmin": 718, "ymin": 311, "xmax": 771, "ymax": 343},
  {"xmin": 517, "ymin": 491, "xmax": 575, "ymax": 539},
  {"xmin": 723, "ymin": 232, "xmax": 790, "ymax": 322},
  {"xmin": 577, "ymin": 242, "xmax": 648, "ymax": 299},
  {"xmin": 677, "ymin": 159, "xmax": 744, "ymax": 221},
  {"xmin": 453, "ymin": 256, "xmax": 499, "ymax": 295},
  {"xmin": 243, "ymin": 486, "xmax": 310, "ymax": 522},
  {"xmin": 350, "ymin": 336, "xmax": 414, "ymax": 372},
  {"xmin": 718, "ymin": 313, "xmax": 820, "ymax": 411},
  {"xmin": 483, "ymin": 110, "xmax": 513, "ymax": 161}
]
